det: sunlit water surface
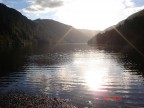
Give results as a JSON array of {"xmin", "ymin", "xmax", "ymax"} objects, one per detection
[{"xmin": 0, "ymin": 44, "xmax": 144, "ymax": 108}]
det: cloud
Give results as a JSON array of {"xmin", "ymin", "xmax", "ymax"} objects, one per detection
[
  {"xmin": 21, "ymin": 0, "xmax": 144, "ymax": 30},
  {"xmin": 54, "ymin": 0, "xmax": 144, "ymax": 30},
  {"xmin": 122, "ymin": 0, "xmax": 144, "ymax": 17},
  {"xmin": 24, "ymin": 0, "xmax": 64, "ymax": 13},
  {"xmin": 54, "ymin": 0, "xmax": 126, "ymax": 29},
  {"xmin": 123, "ymin": 0, "xmax": 144, "ymax": 9},
  {"xmin": 123, "ymin": 0, "xmax": 135, "ymax": 7},
  {"xmin": 123, "ymin": 5, "xmax": 144, "ymax": 17}
]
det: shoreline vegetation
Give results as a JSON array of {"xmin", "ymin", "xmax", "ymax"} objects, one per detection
[{"xmin": 0, "ymin": 91, "xmax": 77, "ymax": 108}]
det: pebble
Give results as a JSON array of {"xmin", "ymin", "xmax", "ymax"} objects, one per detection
[{"xmin": 0, "ymin": 91, "xmax": 77, "ymax": 108}]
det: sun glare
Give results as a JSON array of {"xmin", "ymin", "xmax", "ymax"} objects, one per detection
[{"xmin": 56, "ymin": 0, "xmax": 125, "ymax": 30}]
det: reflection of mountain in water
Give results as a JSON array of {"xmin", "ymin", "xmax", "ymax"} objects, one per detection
[
  {"xmin": 0, "ymin": 46, "xmax": 31, "ymax": 89},
  {"xmin": 94, "ymin": 45, "xmax": 144, "ymax": 78},
  {"xmin": 0, "ymin": 44, "xmax": 82, "ymax": 76},
  {"xmin": 0, "ymin": 44, "xmax": 83, "ymax": 88},
  {"xmin": 0, "ymin": 47, "xmax": 29, "ymax": 76}
]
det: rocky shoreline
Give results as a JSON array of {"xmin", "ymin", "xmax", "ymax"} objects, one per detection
[{"xmin": 0, "ymin": 91, "xmax": 77, "ymax": 108}]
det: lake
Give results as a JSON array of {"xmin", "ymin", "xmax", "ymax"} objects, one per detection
[{"xmin": 0, "ymin": 44, "xmax": 144, "ymax": 108}]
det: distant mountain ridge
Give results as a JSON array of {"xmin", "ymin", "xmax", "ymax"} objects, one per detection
[
  {"xmin": 78, "ymin": 29, "xmax": 100, "ymax": 39},
  {"xmin": 34, "ymin": 19, "xmax": 90, "ymax": 44},
  {"xmin": 0, "ymin": 3, "xmax": 91, "ymax": 46},
  {"xmin": 88, "ymin": 9, "xmax": 144, "ymax": 53}
]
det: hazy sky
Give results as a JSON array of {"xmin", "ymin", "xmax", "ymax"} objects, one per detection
[{"xmin": 0, "ymin": 0, "xmax": 144, "ymax": 30}]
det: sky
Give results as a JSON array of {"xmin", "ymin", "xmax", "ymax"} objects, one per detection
[{"xmin": 0, "ymin": 0, "xmax": 144, "ymax": 30}]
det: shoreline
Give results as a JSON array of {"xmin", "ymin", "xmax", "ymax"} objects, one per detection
[{"xmin": 0, "ymin": 91, "xmax": 77, "ymax": 108}]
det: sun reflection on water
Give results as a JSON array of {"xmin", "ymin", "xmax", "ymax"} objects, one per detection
[
  {"xmin": 73, "ymin": 51, "xmax": 109, "ymax": 91},
  {"xmin": 26, "ymin": 50, "xmax": 112, "ymax": 94},
  {"xmin": 84, "ymin": 68, "xmax": 106, "ymax": 91},
  {"xmin": 84, "ymin": 60, "xmax": 108, "ymax": 91}
]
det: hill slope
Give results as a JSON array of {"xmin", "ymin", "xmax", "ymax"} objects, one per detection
[
  {"xmin": 0, "ymin": 3, "xmax": 36, "ymax": 45},
  {"xmin": 34, "ymin": 19, "xmax": 89, "ymax": 44},
  {"xmin": 88, "ymin": 9, "xmax": 144, "ymax": 52},
  {"xmin": 0, "ymin": 3, "xmax": 89, "ymax": 46}
]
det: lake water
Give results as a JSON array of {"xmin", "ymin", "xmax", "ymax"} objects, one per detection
[{"xmin": 0, "ymin": 44, "xmax": 144, "ymax": 108}]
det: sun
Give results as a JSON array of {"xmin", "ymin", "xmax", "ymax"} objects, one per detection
[{"xmin": 56, "ymin": 0, "xmax": 125, "ymax": 30}]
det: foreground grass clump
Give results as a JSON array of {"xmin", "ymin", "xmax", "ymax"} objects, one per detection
[{"xmin": 0, "ymin": 92, "xmax": 77, "ymax": 108}]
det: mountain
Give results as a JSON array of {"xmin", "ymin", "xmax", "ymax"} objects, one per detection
[
  {"xmin": 78, "ymin": 29, "xmax": 100, "ymax": 39},
  {"xmin": 34, "ymin": 19, "xmax": 89, "ymax": 44},
  {"xmin": 0, "ymin": 3, "xmax": 89, "ymax": 46},
  {"xmin": 0, "ymin": 3, "xmax": 36, "ymax": 45},
  {"xmin": 88, "ymin": 9, "xmax": 144, "ymax": 53}
]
